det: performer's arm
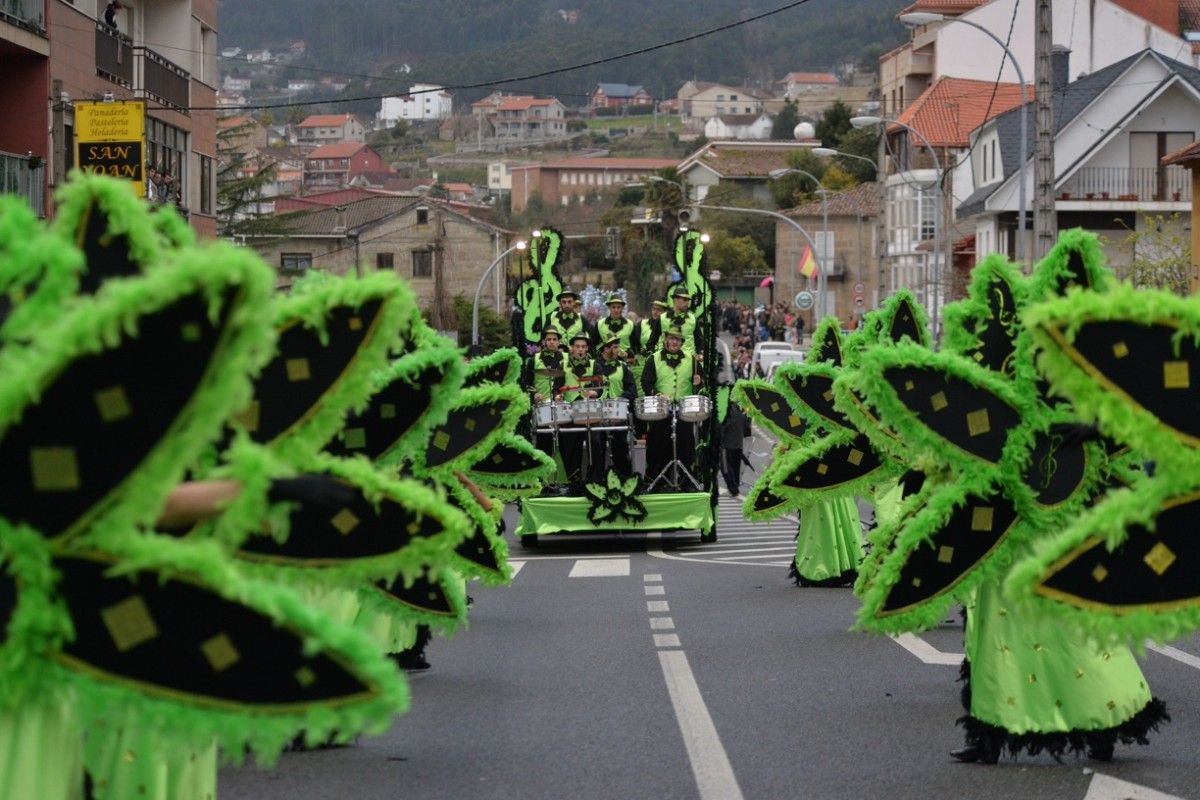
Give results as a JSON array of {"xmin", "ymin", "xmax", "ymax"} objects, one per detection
[
  {"xmin": 156, "ymin": 480, "xmax": 241, "ymax": 529},
  {"xmin": 641, "ymin": 357, "xmax": 656, "ymax": 396},
  {"xmin": 622, "ymin": 367, "xmax": 637, "ymax": 401}
]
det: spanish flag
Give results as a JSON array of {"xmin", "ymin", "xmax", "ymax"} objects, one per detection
[{"xmin": 798, "ymin": 245, "xmax": 819, "ymax": 279}]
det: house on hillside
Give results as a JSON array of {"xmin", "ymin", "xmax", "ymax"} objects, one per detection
[
  {"xmin": 778, "ymin": 72, "xmax": 840, "ymax": 99},
  {"xmin": 245, "ymin": 197, "xmax": 517, "ymax": 323},
  {"xmin": 294, "ymin": 114, "xmax": 366, "ymax": 147},
  {"xmin": 217, "ymin": 115, "xmax": 268, "ymax": 155},
  {"xmin": 488, "ymin": 160, "xmax": 536, "ymax": 195},
  {"xmin": 676, "ymin": 141, "xmax": 819, "ymax": 204},
  {"xmin": 379, "ymin": 84, "xmax": 454, "ymax": 126},
  {"xmin": 957, "ymin": 48, "xmax": 1200, "ymax": 271},
  {"xmin": 302, "ymin": 143, "xmax": 387, "ymax": 190},
  {"xmin": 703, "ymin": 113, "xmax": 773, "ymax": 141},
  {"xmin": 471, "ymin": 96, "xmax": 567, "ymax": 141},
  {"xmin": 677, "ymin": 81, "xmax": 773, "ymax": 123},
  {"xmin": 509, "ymin": 157, "xmax": 677, "ymax": 213},
  {"xmin": 590, "ymin": 83, "xmax": 653, "ymax": 109}
]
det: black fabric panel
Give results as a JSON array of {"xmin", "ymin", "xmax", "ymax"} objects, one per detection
[
  {"xmin": 1038, "ymin": 496, "xmax": 1200, "ymax": 609},
  {"xmin": 325, "ymin": 364, "xmax": 442, "ymax": 461},
  {"xmin": 56, "ymin": 554, "xmax": 371, "ymax": 705},
  {"xmin": 77, "ymin": 204, "xmax": 140, "ymax": 294},
  {"xmin": 464, "ymin": 360, "xmax": 512, "ymax": 388},
  {"xmin": 1058, "ymin": 320, "xmax": 1200, "ymax": 442},
  {"xmin": 454, "ymin": 526, "xmax": 501, "ymax": 573},
  {"xmin": 1022, "ymin": 430, "xmax": 1088, "ymax": 507},
  {"xmin": 1050, "ymin": 249, "xmax": 1094, "ymax": 296},
  {"xmin": 899, "ymin": 469, "xmax": 926, "ymax": 499},
  {"xmin": 740, "ymin": 386, "xmax": 806, "ymax": 439},
  {"xmin": 842, "ymin": 388, "xmax": 902, "ymax": 443},
  {"xmin": 251, "ymin": 299, "xmax": 384, "ymax": 444},
  {"xmin": 880, "ymin": 491, "xmax": 1020, "ymax": 614},
  {"xmin": 889, "ymin": 298, "xmax": 922, "ymax": 344},
  {"xmin": 0, "ymin": 568, "xmax": 15, "ymax": 643},
  {"xmin": 966, "ymin": 276, "xmax": 1017, "ymax": 375},
  {"xmin": 779, "ymin": 433, "xmax": 882, "ymax": 489},
  {"xmin": 424, "ymin": 400, "xmax": 514, "ymax": 469},
  {"xmin": 777, "ymin": 373, "xmax": 848, "ymax": 429},
  {"xmin": 237, "ymin": 480, "xmax": 445, "ymax": 561},
  {"xmin": 751, "ymin": 485, "xmax": 790, "ymax": 514},
  {"xmin": 812, "ymin": 327, "xmax": 842, "ymax": 366},
  {"xmin": 882, "ymin": 365, "xmax": 1020, "ymax": 464},
  {"xmin": 374, "ymin": 572, "xmax": 455, "ymax": 616},
  {"xmin": 471, "ymin": 441, "xmax": 541, "ymax": 475},
  {"xmin": 0, "ymin": 290, "xmax": 235, "ymax": 539}
]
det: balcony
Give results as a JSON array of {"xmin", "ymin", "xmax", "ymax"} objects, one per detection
[
  {"xmin": 1058, "ymin": 166, "xmax": 1191, "ymax": 203},
  {"xmin": 0, "ymin": 0, "xmax": 43, "ymax": 34},
  {"xmin": 95, "ymin": 22, "xmax": 132, "ymax": 87},
  {"xmin": 0, "ymin": 149, "xmax": 45, "ymax": 216},
  {"xmin": 135, "ymin": 46, "xmax": 189, "ymax": 112}
]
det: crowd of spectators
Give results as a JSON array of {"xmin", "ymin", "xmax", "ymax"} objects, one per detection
[{"xmin": 717, "ymin": 299, "xmax": 808, "ymax": 378}]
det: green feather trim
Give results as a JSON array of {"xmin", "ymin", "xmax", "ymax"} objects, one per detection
[
  {"xmin": 741, "ymin": 453, "xmax": 798, "ymax": 520},
  {"xmin": 0, "ymin": 201, "xmax": 86, "ymax": 342},
  {"xmin": 356, "ymin": 566, "xmax": 468, "ymax": 637},
  {"xmin": 464, "ymin": 347, "xmax": 521, "ymax": 386},
  {"xmin": 806, "ymin": 317, "xmax": 844, "ymax": 365},
  {"xmin": 732, "ymin": 380, "xmax": 808, "ymax": 444},
  {"xmin": 1026, "ymin": 227, "xmax": 1115, "ymax": 299},
  {"xmin": 408, "ymin": 382, "xmax": 530, "ymax": 478},
  {"xmin": 467, "ymin": 433, "xmax": 556, "ymax": 489},
  {"xmin": 149, "ymin": 202, "xmax": 195, "ymax": 252},
  {"xmin": 771, "ymin": 429, "xmax": 900, "ymax": 509},
  {"xmin": 259, "ymin": 272, "xmax": 422, "ymax": 462},
  {"xmin": 0, "ymin": 244, "xmax": 276, "ymax": 549},
  {"xmin": 773, "ymin": 361, "xmax": 855, "ymax": 434},
  {"xmin": 443, "ymin": 480, "xmax": 511, "ymax": 585},
  {"xmin": 0, "ymin": 523, "xmax": 72, "ymax": 707},
  {"xmin": 853, "ymin": 478, "xmax": 934, "ymax": 599},
  {"xmin": 50, "ymin": 172, "xmax": 165, "ymax": 285}
]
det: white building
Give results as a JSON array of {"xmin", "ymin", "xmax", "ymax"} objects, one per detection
[
  {"xmin": 223, "ymin": 75, "xmax": 252, "ymax": 92},
  {"xmin": 378, "ymin": 84, "xmax": 454, "ymax": 126},
  {"xmin": 703, "ymin": 113, "xmax": 773, "ymax": 140}
]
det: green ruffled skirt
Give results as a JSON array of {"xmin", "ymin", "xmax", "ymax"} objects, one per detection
[
  {"xmin": 0, "ymin": 697, "xmax": 83, "ymax": 800},
  {"xmin": 793, "ymin": 497, "xmax": 863, "ymax": 585},
  {"xmin": 84, "ymin": 709, "xmax": 216, "ymax": 800}
]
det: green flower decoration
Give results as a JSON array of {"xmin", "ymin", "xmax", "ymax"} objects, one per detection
[{"xmin": 584, "ymin": 471, "xmax": 648, "ymax": 525}]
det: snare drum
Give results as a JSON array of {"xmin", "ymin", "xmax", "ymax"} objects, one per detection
[
  {"xmin": 677, "ymin": 394, "xmax": 712, "ymax": 423},
  {"xmin": 600, "ymin": 398, "xmax": 630, "ymax": 424},
  {"xmin": 571, "ymin": 398, "xmax": 605, "ymax": 424},
  {"xmin": 635, "ymin": 395, "xmax": 671, "ymax": 421},
  {"xmin": 535, "ymin": 401, "xmax": 573, "ymax": 427}
]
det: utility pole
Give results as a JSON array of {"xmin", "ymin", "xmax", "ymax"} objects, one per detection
[
  {"xmin": 875, "ymin": 130, "xmax": 889, "ymax": 303},
  {"xmin": 1033, "ymin": 0, "xmax": 1057, "ymax": 261}
]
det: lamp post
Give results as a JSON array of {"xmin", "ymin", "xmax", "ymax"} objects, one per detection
[
  {"xmin": 899, "ymin": 10, "xmax": 1030, "ymax": 265},
  {"xmin": 851, "ymin": 115, "xmax": 945, "ymax": 337},
  {"xmin": 769, "ymin": 167, "xmax": 830, "ymax": 322},
  {"xmin": 472, "ymin": 237, "xmax": 528, "ymax": 348}
]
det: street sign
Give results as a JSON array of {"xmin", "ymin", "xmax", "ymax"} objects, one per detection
[
  {"xmin": 853, "ymin": 282, "xmax": 866, "ymax": 295},
  {"xmin": 854, "ymin": 296, "xmax": 865, "ymax": 308},
  {"xmin": 794, "ymin": 291, "xmax": 814, "ymax": 311}
]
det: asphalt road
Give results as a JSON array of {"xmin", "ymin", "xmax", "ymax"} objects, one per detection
[{"xmin": 219, "ymin": 489, "xmax": 1200, "ymax": 800}]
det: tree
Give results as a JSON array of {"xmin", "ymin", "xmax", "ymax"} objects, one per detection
[
  {"xmin": 615, "ymin": 236, "xmax": 668, "ymax": 311},
  {"xmin": 1109, "ymin": 213, "xmax": 1192, "ymax": 295},
  {"xmin": 448, "ymin": 294, "xmax": 510, "ymax": 353},
  {"xmin": 834, "ymin": 126, "xmax": 879, "ymax": 183},
  {"xmin": 820, "ymin": 163, "xmax": 858, "ymax": 192},
  {"xmin": 769, "ymin": 149, "xmax": 826, "ymax": 208},
  {"xmin": 216, "ymin": 120, "xmax": 295, "ymax": 238},
  {"xmin": 815, "ymin": 100, "xmax": 854, "ymax": 150},
  {"xmin": 704, "ymin": 234, "xmax": 769, "ymax": 278},
  {"xmin": 771, "ymin": 99, "xmax": 800, "ymax": 141}
]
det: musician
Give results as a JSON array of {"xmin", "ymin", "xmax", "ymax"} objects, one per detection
[
  {"xmin": 548, "ymin": 289, "xmax": 585, "ymax": 343},
  {"xmin": 665, "ymin": 286, "xmax": 701, "ymax": 356},
  {"xmin": 559, "ymin": 332, "xmax": 601, "ymax": 488},
  {"xmin": 630, "ymin": 297, "xmax": 667, "ymax": 375},
  {"xmin": 597, "ymin": 334, "xmax": 636, "ymax": 475},
  {"xmin": 522, "ymin": 326, "xmax": 566, "ymax": 459},
  {"xmin": 593, "ymin": 294, "xmax": 634, "ymax": 357},
  {"xmin": 640, "ymin": 325, "xmax": 703, "ymax": 487}
]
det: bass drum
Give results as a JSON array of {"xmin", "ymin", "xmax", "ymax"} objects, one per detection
[
  {"xmin": 600, "ymin": 398, "xmax": 629, "ymax": 424},
  {"xmin": 677, "ymin": 394, "xmax": 712, "ymax": 423},
  {"xmin": 635, "ymin": 396, "xmax": 671, "ymax": 421}
]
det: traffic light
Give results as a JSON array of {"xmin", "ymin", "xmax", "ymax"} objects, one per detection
[{"xmin": 677, "ymin": 206, "xmax": 700, "ymax": 225}]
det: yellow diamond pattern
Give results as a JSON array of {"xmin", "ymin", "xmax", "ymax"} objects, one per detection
[
  {"xmin": 294, "ymin": 666, "xmax": 316, "ymax": 687},
  {"xmin": 464, "ymin": 417, "xmax": 477, "ymax": 432},
  {"xmin": 342, "ymin": 428, "xmax": 366, "ymax": 449},
  {"xmin": 937, "ymin": 546, "xmax": 954, "ymax": 564},
  {"xmin": 816, "ymin": 463, "xmax": 828, "ymax": 475},
  {"xmin": 966, "ymin": 409, "xmax": 991, "ymax": 437},
  {"xmin": 822, "ymin": 390, "xmax": 834, "ymax": 402},
  {"xmin": 94, "ymin": 386, "xmax": 132, "ymax": 423},
  {"xmin": 231, "ymin": 402, "xmax": 260, "ymax": 433},
  {"xmin": 930, "ymin": 391, "xmax": 948, "ymax": 411},
  {"xmin": 770, "ymin": 402, "xmax": 780, "ymax": 413},
  {"xmin": 349, "ymin": 316, "xmax": 363, "ymax": 331},
  {"xmin": 100, "ymin": 596, "xmax": 159, "ymax": 653},
  {"xmin": 1163, "ymin": 360, "xmax": 1190, "ymax": 389},
  {"xmin": 788, "ymin": 414, "xmax": 801, "ymax": 428},
  {"xmin": 380, "ymin": 403, "xmax": 396, "ymax": 419},
  {"xmin": 904, "ymin": 380, "xmax": 914, "ymax": 391},
  {"xmin": 1143, "ymin": 542, "xmax": 1176, "ymax": 575},
  {"xmin": 1111, "ymin": 341, "xmax": 1129, "ymax": 359},
  {"xmin": 285, "ymin": 358, "xmax": 312, "ymax": 382},
  {"xmin": 30, "ymin": 447, "xmax": 81, "ymax": 492},
  {"xmin": 330, "ymin": 508, "xmax": 360, "ymax": 535},
  {"xmin": 971, "ymin": 506, "xmax": 994, "ymax": 532},
  {"xmin": 433, "ymin": 430, "xmax": 450, "ymax": 450},
  {"xmin": 180, "ymin": 322, "xmax": 202, "ymax": 342},
  {"xmin": 1091, "ymin": 565, "xmax": 1109, "ymax": 583},
  {"xmin": 846, "ymin": 449, "xmax": 863, "ymax": 466},
  {"xmin": 200, "ymin": 633, "xmax": 241, "ymax": 672}
]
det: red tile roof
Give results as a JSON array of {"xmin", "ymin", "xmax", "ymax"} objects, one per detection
[
  {"xmin": 217, "ymin": 115, "xmax": 254, "ymax": 128},
  {"xmin": 1162, "ymin": 139, "xmax": 1200, "ymax": 166},
  {"xmin": 892, "ymin": 76, "xmax": 1031, "ymax": 148},
  {"xmin": 306, "ymin": 142, "xmax": 371, "ymax": 158},
  {"xmin": 298, "ymin": 114, "xmax": 356, "ymax": 128},
  {"xmin": 512, "ymin": 157, "xmax": 678, "ymax": 171},
  {"xmin": 781, "ymin": 72, "xmax": 839, "ymax": 85},
  {"xmin": 495, "ymin": 97, "xmax": 559, "ymax": 111},
  {"xmin": 786, "ymin": 182, "xmax": 880, "ymax": 218},
  {"xmin": 1108, "ymin": 0, "xmax": 1180, "ymax": 34}
]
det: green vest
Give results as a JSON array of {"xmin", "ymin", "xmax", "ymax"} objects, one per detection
[
  {"xmin": 531, "ymin": 350, "xmax": 564, "ymax": 399},
  {"xmin": 601, "ymin": 359, "xmax": 627, "ymax": 400},
  {"xmin": 549, "ymin": 310, "xmax": 583, "ymax": 342},
  {"xmin": 561, "ymin": 357, "xmax": 597, "ymax": 402},
  {"xmin": 597, "ymin": 316, "xmax": 634, "ymax": 352},
  {"xmin": 637, "ymin": 318, "xmax": 660, "ymax": 355},
  {"xmin": 652, "ymin": 351, "xmax": 695, "ymax": 401},
  {"xmin": 664, "ymin": 310, "xmax": 697, "ymax": 355}
]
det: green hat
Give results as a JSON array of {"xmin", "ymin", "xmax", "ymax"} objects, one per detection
[
  {"xmin": 671, "ymin": 286, "xmax": 691, "ymax": 299},
  {"xmin": 664, "ymin": 325, "xmax": 685, "ymax": 339},
  {"xmin": 652, "ymin": 298, "xmax": 670, "ymax": 310},
  {"xmin": 605, "ymin": 294, "xmax": 625, "ymax": 306},
  {"xmin": 557, "ymin": 289, "xmax": 578, "ymax": 300},
  {"xmin": 600, "ymin": 335, "xmax": 620, "ymax": 349},
  {"xmin": 569, "ymin": 332, "xmax": 590, "ymax": 345},
  {"xmin": 541, "ymin": 326, "xmax": 561, "ymax": 339}
]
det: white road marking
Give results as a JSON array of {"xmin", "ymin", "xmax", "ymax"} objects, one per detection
[
  {"xmin": 568, "ymin": 558, "xmax": 630, "ymax": 577},
  {"xmin": 1084, "ymin": 773, "xmax": 1184, "ymax": 800},
  {"xmin": 508, "ymin": 561, "xmax": 525, "ymax": 578},
  {"xmin": 650, "ymin": 617, "xmax": 675, "ymax": 630},
  {"xmin": 647, "ymin": 601, "xmax": 670, "ymax": 612},
  {"xmin": 889, "ymin": 633, "xmax": 963, "ymax": 665},
  {"xmin": 513, "ymin": 553, "xmax": 633, "ymax": 561},
  {"xmin": 704, "ymin": 547, "xmax": 797, "ymax": 557},
  {"xmin": 644, "ymin": 585, "xmax": 666, "ymax": 596},
  {"xmin": 644, "ymin": 573, "xmax": 663, "ymax": 582},
  {"xmin": 654, "ymin": 633, "xmax": 682, "ymax": 647},
  {"xmin": 657, "ymin": 650, "xmax": 746, "ymax": 800},
  {"xmin": 1147, "ymin": 641, "xmax": 1200, "ymax": 671}
]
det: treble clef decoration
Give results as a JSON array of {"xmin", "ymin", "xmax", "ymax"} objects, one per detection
[
  {"xmin": 514, "ymin": 227, "xmax": 564, "ymax": 351},
  {"xmin": 1038, "ymin": 432, "xmax": 1063, "ymax": 491}
]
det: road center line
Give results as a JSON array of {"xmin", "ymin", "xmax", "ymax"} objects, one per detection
[
  {"xmin": 1146, "ymin": 641, "xmax": 1200, "ymax": 671},
  {"xmin": 890, "ymin": 633, "xmax": 963, "ymax": 665},
  {"xmin": 647, "ymin": 600, "xmax": 670, "ymax": 612},
  {"xmin": 657, "ymin": 650, "xmax": 746, "ymax": 800}
]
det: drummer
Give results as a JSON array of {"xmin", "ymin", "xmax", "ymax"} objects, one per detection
[
  {"xmin": 640, "ymin": 324, "xmax": 703, "ymax": 487},
  {"xmin": 597, "ymin": 334, "xmax": 636, "ymax": 475},
  {"xmin": 522, "ymin": 325, "xmax": 566, "ymax": 458},
  {"xmin": 664, "ymin": 285, "xmax": 700, "ymax": 356},
  {"xmin": 592, "ymin": 294, "xmax": 634, "ymax": 360},
  {"xmin": 630, "ymin": 297, "xmax": 668, "ymax": 383},
  {"xmin": 548, "ymin": 289, "xmax": 585, "ymax": 343},
  {"xmin": 559, "ymin": 332, "xmax": 602, "ymax": 488}
]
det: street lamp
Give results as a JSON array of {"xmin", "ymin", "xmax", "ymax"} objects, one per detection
[
  {"xmin": 812, "ymin": 147, "xmax": 877, "ymax": 170},
  {"xmin": 770, "ymin": 167, "xmax": 830, "ymax": 322},
  {"xmin": 851, "ymin": 115, "xmax": 945, "ymax": 336},
  {"xmin": 898, "ymin": 10, "xmax": 1030, "ymax": 265},
  {"xmin": 472, "ymin": 238, "xmax": 528, "ymax": 347}
]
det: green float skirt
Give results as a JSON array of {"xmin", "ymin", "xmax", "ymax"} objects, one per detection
[
  {"xmin": 793, "ymin": 497, "xmax": 863, "ymax": 586},
  {"xmin": 0, "ymin": 696, "xmax": 83, "ymax": 800},
  {"xmin": 84, "ymin": 705, "xmax": 216, "ymax": 800}
]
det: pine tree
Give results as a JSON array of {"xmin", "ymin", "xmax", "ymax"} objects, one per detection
[{"xmin": 216, "ymin": 119, "xmax": 295, "ymax": 238}]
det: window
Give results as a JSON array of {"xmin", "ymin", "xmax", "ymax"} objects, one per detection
[
  {"xmin": 730, "ymin": 94, "xmax": 738, "ymax": 101},
  {"xmin": 716, "ymin": 94, "xmax": 725, "ymax": 101},
  {"xmin": 416, "ymin": 207, "xmax": 429, "ymax": 225},
  {"xmin": 716, "ymin": 106, "xmax": 725, "ymax": 115},
  {"xmin": 412, "ymin": 249, "xmax": 433, "ymax": 278},
  {"xmin": 990, "ymin": 140, "xmax": 997, "ymax": 181},
  {"xmin": 376, "ymin": 252, "xmax": 394, "ymax": 270},
  {"xmin": 147, "ymin": 117, "xmax": 187, "ymax": 205},
  {"xmin": 982, "ymin": 144, "xmax": 988, "ymax": 183},
  {"xmin": 280, "ymin": 253, "xmax": 312, "ymax": 275},
  {"xmin": 199, "ymin": 155, "xmax": 212, "ymax": 214},
  {"xmin": 919, "ymin": 191, "xmax": 936, "ymax": 241},
  {"xmin": 815, "ymin": 231, "xmax": 835, "ymax": 263}
]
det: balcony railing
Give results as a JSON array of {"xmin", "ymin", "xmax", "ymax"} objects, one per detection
[
  {"xmin": 1058, "ymin": 166, "xmax": 1191, "ymax": 202},
  {"xmin": 0, "ymin": 150, "xmax": 45, "ymax": 216},
  {"xmin": 0, "ymin": 0, "xmax": 44, "ymax": 34},
  {"xmin": 135, "ymin": 46, "xmax": 189, "ymax": 112},
  {"xmin": 95, "ymin": 22, "xmax": 132, "ymax": 87}
]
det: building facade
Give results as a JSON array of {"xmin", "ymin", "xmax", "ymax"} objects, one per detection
[
  {"xmin": 294, "ymin": 114, "xmax": 365, "ymax": 147},
  {"xmin": 302, "ymin": 143, "xmax": 387, "ymax": 190},
  {"xmin": 378, "ymin": 83, "xmax": 453, "ymax": 126},
  {"xmin": 508, "ymin": 157, "xmax": 676, "ymax": 213}
]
